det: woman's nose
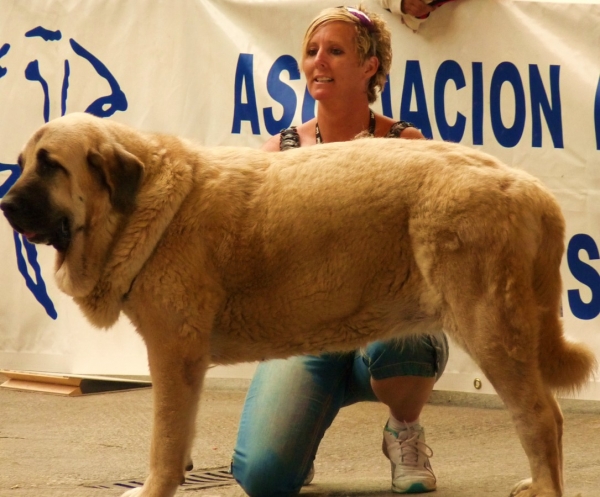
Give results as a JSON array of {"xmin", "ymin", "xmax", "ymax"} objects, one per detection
[{"xmin": 314, "ymin": 49, "xmax": 326, "ymax": 66}]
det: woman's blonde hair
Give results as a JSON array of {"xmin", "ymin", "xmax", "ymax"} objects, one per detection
[{"xmin": 301, "ymin": 5, "xmax": 392, "ymax": 104}]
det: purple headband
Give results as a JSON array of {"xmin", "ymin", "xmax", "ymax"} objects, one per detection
[{"xmin": 342, "ymin": 6, "xmax": 376, "ymax": 32}]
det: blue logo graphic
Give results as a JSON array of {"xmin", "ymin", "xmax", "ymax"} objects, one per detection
[{"xmin": 1, "ymin": 26, "xmax": 128, "ymax": 320}]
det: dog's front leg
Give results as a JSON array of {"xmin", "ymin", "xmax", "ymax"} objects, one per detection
[{"xmin": 122, "ymin": 333, "xmax": 209, "ymax": 497}]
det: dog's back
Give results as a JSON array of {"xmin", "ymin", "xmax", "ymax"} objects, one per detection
[{"xmin": 183, "ymin": 138, "xmax": 595, "ymax": 395}]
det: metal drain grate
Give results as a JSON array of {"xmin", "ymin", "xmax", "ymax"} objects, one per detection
[{"xmin": 85, "ymin": 466, "xmax": 235, "ymax": 491}]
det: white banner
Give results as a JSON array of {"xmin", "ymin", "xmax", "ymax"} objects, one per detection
[{"xmin": 1, "ymin": 0, "xmax": 599, "ymax": 399}]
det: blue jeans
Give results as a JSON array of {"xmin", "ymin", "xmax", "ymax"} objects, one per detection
[{"xmin": 231, "ymin": 334, "xmax": 449, "ymax": 497}]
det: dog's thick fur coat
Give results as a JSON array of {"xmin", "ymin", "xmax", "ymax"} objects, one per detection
[{"xmin": 1, "ymin": 113, "xmax": 596, "ymax": 497}]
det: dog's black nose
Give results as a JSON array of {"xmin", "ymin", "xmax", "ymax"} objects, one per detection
[{"xmin": 0, "ymin": 197, "xmax": 17, "ymax": 215}]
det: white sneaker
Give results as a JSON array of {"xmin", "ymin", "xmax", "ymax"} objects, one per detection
[{"xmin": 382, "ymin": 422, "xmax": 436, "ymax": 494}]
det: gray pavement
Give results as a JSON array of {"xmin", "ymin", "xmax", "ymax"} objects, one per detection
[{"xmin": 1, "ymin": 374, "xmax": 599, "ymax": 497}]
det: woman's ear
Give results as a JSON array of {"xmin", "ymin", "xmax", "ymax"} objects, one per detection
[{"xmin": 363, "ymin": 55, "xmax": 380, "ymax": 78}]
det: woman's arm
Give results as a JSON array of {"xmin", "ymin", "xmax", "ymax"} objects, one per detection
[
  {"xmin": 400, "ymin": 126, "xmax": 425, "ymax": 140},
  {"xmin": 261, "ymin": 134, "xmax": 281, "ymax": 152}
]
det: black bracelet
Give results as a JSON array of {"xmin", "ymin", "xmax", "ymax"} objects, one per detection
[
  {"xmin": 279, "ymin": 127, "xmax": 300, "ymax": 151},
  {"xmin": 388, "ymin": 120, "xmax": 416, "ymax": 138}
]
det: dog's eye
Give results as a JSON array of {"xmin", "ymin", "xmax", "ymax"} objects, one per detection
[
  {"xmin": 36, "ymin": 148, "xmax": 66, "ymax": 177},
  {"xmin": 39, "ymin": 158, "xmax": 60, "ymax": 175}
]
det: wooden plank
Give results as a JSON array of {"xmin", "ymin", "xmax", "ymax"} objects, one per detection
[
  {"xmin": 0, "ymin": 370, "xmax": 82, "ymax": 386},
  {"xmin": 1, "ymin": 378, "xmax": 82, "ymax": 396},
  {"xmin": 0, "ymin": 370, "xmax": 151, "ymax": 396}
]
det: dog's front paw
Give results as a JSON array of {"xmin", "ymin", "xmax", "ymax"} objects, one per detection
[
  {"xmin": 120, "ymin": 481, "xmax": 178, "ymax": 497},
  {"xmin": 509, "ymin": 478, "xmax": 532, "ymax": 496},
  {"xmin": 121, "ymin": 487, "xmax": 146, "ymax": 497},
  {"xmin": 509, "ymin": 478, "xmax": 559, "ymax": 497}
]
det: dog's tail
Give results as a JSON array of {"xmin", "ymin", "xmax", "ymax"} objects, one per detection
[
  {"xmin": 534, "ymin": 196, "xmax": 597, "ymax": 393},
  {"xmin": 539, "ymin": 330, "xmax": 597, "ymax": 393}
]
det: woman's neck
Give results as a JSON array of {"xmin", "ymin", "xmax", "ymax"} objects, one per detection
[{"xmin": 315, "ymin": 101, "xmax": 374, "ymax": 144}]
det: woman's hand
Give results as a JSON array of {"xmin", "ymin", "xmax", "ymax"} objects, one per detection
[{"xmin": 401, "ymin": 0, "xmax": 435, "ymax": 17}]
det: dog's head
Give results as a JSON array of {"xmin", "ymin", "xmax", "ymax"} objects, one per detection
[{"xmin": 0, "ymin": 113, "xmax": 144, "ymax": 297}]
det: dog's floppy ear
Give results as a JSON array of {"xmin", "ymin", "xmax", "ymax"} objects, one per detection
[{"xmin": 87, "ymin": 143, "xmax": 143, "ymax": 213}]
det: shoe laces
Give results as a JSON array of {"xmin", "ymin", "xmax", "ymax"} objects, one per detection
[{"xmin": 395, "ymin": 425, "xmax": 434, "ymax": 468}]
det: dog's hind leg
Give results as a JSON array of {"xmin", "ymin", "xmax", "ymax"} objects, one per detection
[
  {"xmin": 502, "ymin": 386, "xmax": 563, "ymax": 497},
  {"xmin": 438, "ymin": 257, "xmax": 564, "ymax": 496},
  {"xmin": 453, "ymin": 317, "xmax": 563, "ymax": 497},
  {"xmin": 490, "ymin": 372, "xmax": 562, "ymax": 497},
  {"xmin": 122, "ymin": 329, "xmax": 210, "ymax": 497},
  {"xmin": 506, "ymin": 388, "xmax": 566, "ymax": 496}
]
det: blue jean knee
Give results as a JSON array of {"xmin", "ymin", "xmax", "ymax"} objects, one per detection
[{"xmin": 231, "ymin": 355, "xmax": 352, "ymax": 496}]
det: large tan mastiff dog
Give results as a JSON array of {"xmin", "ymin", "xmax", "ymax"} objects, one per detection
[{"xmin": 1, "ymin": 112, "xmax": 596, "ymax": 497}]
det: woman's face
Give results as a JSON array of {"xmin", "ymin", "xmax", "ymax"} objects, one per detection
[{"xmin": 302, "ymin": 21, "xmax": 377, "ymax": 103}]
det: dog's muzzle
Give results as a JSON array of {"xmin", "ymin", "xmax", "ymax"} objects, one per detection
[{"xmin": 1, "ymin": 191, "xmax": 72, "ymax": 252}]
